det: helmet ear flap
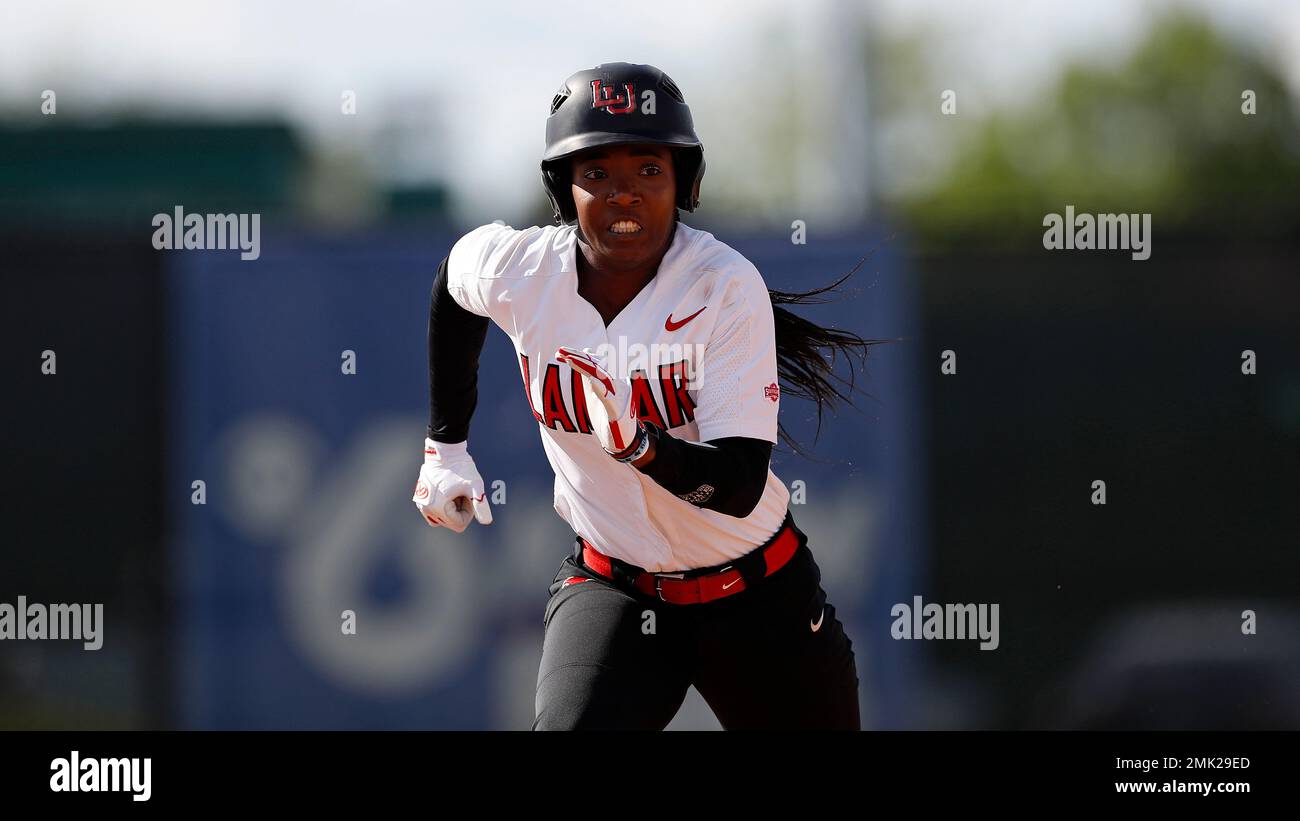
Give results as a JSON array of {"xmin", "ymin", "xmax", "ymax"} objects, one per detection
[
  {"xmin": 542, "ymin": 160, "xmax": 577, "ymax": 225},
  {"xmin": 688, "ymin": 155, "xmax": 705, "ymax": 211},
  {"xmin": 672, "ymin": 148, "xmax": 705, "ymax": 212}
]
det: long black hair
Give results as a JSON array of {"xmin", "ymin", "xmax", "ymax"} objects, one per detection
[{"xmin": 765, "ymin": 257, "xmax": 896, "ymax": 457}]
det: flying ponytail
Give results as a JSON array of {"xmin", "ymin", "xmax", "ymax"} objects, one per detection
[{"xmin": 768, "ymin": 260, "xmax": 895, "ymax": 456}]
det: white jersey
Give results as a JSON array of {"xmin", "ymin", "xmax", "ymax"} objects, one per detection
[{"xmin": 446, "ymin": 221, "xmax": 791, "ymax": 572}]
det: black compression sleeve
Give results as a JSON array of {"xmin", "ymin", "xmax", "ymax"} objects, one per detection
[
  {"xmin": 634, "ymin": 421, "xmax": 773, "ymax": 518},
  {"xmin": 427, "ymin": 255, "xmax": 490, "ymax": 443}
]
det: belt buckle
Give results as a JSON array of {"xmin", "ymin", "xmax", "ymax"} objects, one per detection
[{"xmin": 655, "ymin": 572, "xmax": 686, "ymax": 601}]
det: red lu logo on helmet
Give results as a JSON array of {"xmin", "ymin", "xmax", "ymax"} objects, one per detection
[{"xmin": 591, "ymin": 80, "xmax": 635, "ymax": 115}]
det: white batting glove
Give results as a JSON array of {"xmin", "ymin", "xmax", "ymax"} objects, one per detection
[
  {"xmin": 412, "ymin": 438, "xmax": 493, "ymax": 533},
  {"xmin": 556, "ymin": 345, "xmax": 647, "ymax": 462}
]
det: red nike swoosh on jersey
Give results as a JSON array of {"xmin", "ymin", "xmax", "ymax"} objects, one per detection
[{"xmin": 665, "ymin": 306, "xmax": 707, "ymax": 331}]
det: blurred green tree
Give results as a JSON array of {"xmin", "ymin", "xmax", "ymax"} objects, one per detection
[{"xmin": 892, "ymin": 12, "xmax": 1300, "ymax": 248}]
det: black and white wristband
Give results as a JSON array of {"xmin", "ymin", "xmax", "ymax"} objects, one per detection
[{"xmin": 609, "ymin": 420, "xmax": 652, "ymax": 463}]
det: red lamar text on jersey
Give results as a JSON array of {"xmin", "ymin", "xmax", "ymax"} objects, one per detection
[{"xmin": 518, "ymin": 352, "xmax": 697, "ymax": 434}]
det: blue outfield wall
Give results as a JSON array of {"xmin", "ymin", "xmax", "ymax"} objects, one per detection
[{"xmin": 168, "ymin": 220, "xmax": 924, "ymax": 729}]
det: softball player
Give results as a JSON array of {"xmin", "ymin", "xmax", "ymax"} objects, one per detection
[{"xmin": 414, "ymin": 63, "xmax": 875, "ymax": 730}]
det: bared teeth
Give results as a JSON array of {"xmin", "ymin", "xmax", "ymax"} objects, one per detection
[{"xmin": 610, "ymin": 220, "xmax": 642, "ymax": 234}]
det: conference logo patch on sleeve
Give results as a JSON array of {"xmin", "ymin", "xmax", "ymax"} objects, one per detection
[{"xmin": 677, "ymin": 484, "xmax": 716, "ymax": 504}]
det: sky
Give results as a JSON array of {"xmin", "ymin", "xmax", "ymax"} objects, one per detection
[{"xmin": 2, "ymin": 0, "xmax": 1297, "ymax": 224}]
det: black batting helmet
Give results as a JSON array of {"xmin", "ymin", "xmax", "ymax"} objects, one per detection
[{"xmin": 541, "ymin": 62, "xmax": 705, "ymax": 225}]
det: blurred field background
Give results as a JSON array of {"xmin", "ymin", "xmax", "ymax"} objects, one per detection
[{"xmin": 2, "ymin": 0, "xmax": 1298, "ymax": 729}]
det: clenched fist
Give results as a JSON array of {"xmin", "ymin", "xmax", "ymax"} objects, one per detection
[{"xmin": 412, "ymin": 438, "xmax": 493, "ymax": 533}]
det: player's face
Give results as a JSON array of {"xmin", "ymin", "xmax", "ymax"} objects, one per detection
[{"xmin": 569, "ymin": 144, "xmax": 676, "ymax": 266}]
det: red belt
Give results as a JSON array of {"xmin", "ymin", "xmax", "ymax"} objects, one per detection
[{"xmin": 579, "ymin": 517, "xmax": 800, "ymax": 605}]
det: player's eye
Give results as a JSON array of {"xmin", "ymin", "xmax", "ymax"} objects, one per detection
[{"xmin": 582, "ymin": 164, "xmax": 662, "ymax": 179}]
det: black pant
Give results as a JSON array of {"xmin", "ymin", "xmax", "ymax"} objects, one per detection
[{"xmin": 533, "ymin": 512, "xmax": 861, "ymax": 730}]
